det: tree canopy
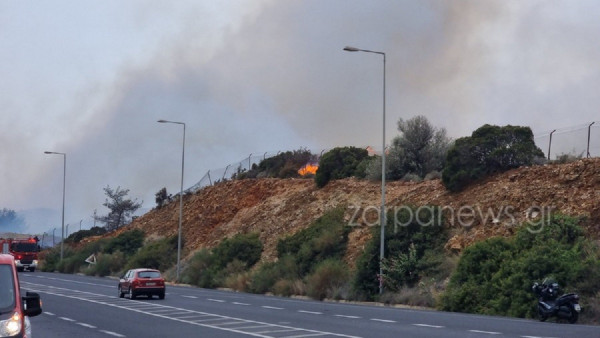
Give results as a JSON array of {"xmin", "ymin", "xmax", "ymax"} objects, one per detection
[
  {"xmin": 0, "ymin": 208, "xmax": 25, "ymax": 233},
  {"xmin": 315, "ymin": 147, "xmax": 369, "ymax": 187},
  {"xmin": 442, "ymin": 124, "xmax": 545, "ymax": 192},
  {"xmin": 95, "ymin": 186, "xmax": 142, "ymax": 231}
]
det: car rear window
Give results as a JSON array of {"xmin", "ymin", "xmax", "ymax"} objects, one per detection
[
  {"xmin": 0, "ymin": 265, "xmax": 16, "ymax": 312},
  {"xmin": 137, "ymin": 271, "xmax": 161, "ymax": 278}
]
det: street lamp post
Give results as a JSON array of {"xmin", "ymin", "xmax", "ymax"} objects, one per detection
[
  {"xmin": 44, "ymin": 151, "xmax": 66, "ymax": 261},
  {"xmin": 344, "ymin": 45, "xmax": 386, "ymax": 295},
  {"xmin": 157, "ymin": 119, "xmax": 185, "ymax": 281}
]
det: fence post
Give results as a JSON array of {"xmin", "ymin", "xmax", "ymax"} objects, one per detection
[
  {"xmin": 222, "ymin": 165, "xmax": 230, "ymax": 180},
  {"xmin": 207, "ymin": 170, "xmax": 212, "ymax": 186},
  {"xmin": 587, "ymin": 122, "xmax": 595, "ymax": 158},
  {"xmin": 548, "ymin": 129, "xmax": 556, "ymax": 161}
]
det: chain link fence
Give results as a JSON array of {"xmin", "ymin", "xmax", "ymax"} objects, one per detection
[
  {"xmin": 534, "ymin": 121, "xmax": 600, "ymax": 160},
  {"xmin": 185, "ymin": 148, "xmax": 330, "ymax": 194}
]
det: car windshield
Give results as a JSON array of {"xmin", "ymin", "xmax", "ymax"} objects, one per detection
[
  {"xmin": 0, "ymin": 265, "xmax": 15, "ymax": 313},
  {"xmin": 137, "ymin": 271, "xmax": 160, "ymax": 279}
]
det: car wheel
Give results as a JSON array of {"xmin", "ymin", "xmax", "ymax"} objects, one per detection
[
  {"xmin": 118, "ymin": 285, "xmax": 124, "ymax": 298},
  {"xmin": 158, "ymin": 291, "xmax": 165, "ymax": 300},
  {"xmin": 129, "ymin": 287, "xmax": 136, "ymax": 300},
  {"xmin": 29, "ymin": 268, "xmax": 35, "ymax": 272}
]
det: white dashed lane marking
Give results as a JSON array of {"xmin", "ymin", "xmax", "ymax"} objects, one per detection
[{"xmin": 370, "ymin": 318, "xmax": 396, "ymax": 323}]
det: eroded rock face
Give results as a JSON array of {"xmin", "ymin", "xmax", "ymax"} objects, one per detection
[{"xmin": 104, "ymin": 158, "xmax": 600, "ymax": 267}]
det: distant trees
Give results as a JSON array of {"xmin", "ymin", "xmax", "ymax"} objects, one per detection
[
  {"xmin": 0, "ymin": 208, "xmax": 25, "ymax": 232},
  {"xmin": 315, "ymin": 147, "xmax": 369, "ymax": 187},
  {"xmin": 442, "ymin": 124, "xmax": 545, "ymax": 192},
  {"xmin": 95, "ymin": 186, "xmax": 142, "ymax": 231}
]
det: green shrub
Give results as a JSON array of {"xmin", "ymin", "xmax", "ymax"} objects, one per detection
[
  {"xmin": 442, "ymin": 124, "xmax": 545, "ymax": 192},
  {"xmin": 181, "ymin": 249, "xmax": 218, "ymax": 288},
  {"xmin": 65, "ymin": 226, "xmax": 107, "ymax": 243},
  {"xmin": 223, "ymin": 271, "xmax": 251, "ymax": 292},
  {"xmin": 305, "ymin": 259, "xmax": 350, "ymax": 300},
  {"xmin": 315, "ymin": 147, "xmax": 369, "ymax": 187},
  {"xmin": 272, "ymin": 279, "xmax": 304, "ymax": 297},
  {"xmin": 105, "ymin": 229, "xmax": 145, "ymax": 256},
  {"xmin": 277, "ymin": 207, "xmax": 350, "ymax": 276},
  {"xmin": 212, "ymin": 233, "xmax": 263, "ymax": 269},
  {"xmin": 353, "ymin": 206, "xmax": 447, "ymax": 300},
  {"xmin": 84, "ymin": 251, "xmax": 126, "ymax": 277},
  {"xmin": 440, "ymin": 214, "xmax": 600, "ymax": 320},
  {"xmin": 125, "ymin": 236, "xmax": 177, "ymax": 272},
  {"xmin": 248, "ymin": 261, "xmax": 282, "ymax": 294}
]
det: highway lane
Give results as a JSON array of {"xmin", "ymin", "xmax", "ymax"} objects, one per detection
[{"xmin": 20, "ymin": 272, "xmax": 600, "ymax": 337}]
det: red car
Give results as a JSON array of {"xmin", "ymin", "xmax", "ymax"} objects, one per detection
[{"xmin": 118, "ymin": 268, "xmax": 166, "ymax": 300}]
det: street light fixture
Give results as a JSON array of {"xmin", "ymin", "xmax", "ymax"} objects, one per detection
[
  {"xmin": 44, "ymin": 151, "xmax": 66, "ymax": 261},
  {"xmin": 157, "ymin": 119, "xmax": 186, "ymax": 281},
  {"xmin": 343, "ymin": 45, "xmax": 387, "ymax": 295}
]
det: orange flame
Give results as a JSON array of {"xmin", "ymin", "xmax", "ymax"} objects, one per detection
[{"xmin": 298, "ymin": 163, "xmax": 319, "ymax": 176}]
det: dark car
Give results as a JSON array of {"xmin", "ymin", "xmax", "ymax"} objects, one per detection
[
  {"xmin": 0, "ymin": 253, "xmax": 42, "ymax": 337},
  {"xmin": 118, "ymin": 268, "xmax": 166, "ymax": 300}
]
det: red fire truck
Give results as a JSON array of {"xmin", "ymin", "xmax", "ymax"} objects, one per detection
[{"xmin": 0, "ymin": 237, "xmax": 40, "ymax": 272}]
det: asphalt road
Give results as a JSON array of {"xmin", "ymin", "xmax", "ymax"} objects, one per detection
[{"xmin": 20, "ymin": 272, "xmax": 600, "ymax": 338}]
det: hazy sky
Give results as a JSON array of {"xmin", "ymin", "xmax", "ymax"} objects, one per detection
[{"xmin": 2, "ymin": 0, "xmax": 599, "ymax": 234}]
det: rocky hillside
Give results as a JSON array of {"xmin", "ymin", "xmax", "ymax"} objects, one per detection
[{"xmin": 115, "ymin": 158, "xmax": 600, "ymax": 267}]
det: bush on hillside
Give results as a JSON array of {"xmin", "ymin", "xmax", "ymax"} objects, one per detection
[
  {"xmin": 125, "ymin": 236, "xmax": 178, "ymax": 272},
  {"xmin": 440, "ymin": 214, "xmax": 600, "ymax": 320},
  {"xmin": 181, "ymin": 249, "xmax": 218, "ymax": 288},
  {"xmin": 237, "ymin": 148, "xmax": 315, "ymax": 179},
  {"xmin": 305, "ymin": 259, "xmax": 350, "ymax": 300},
  {"xmin": 315, "ymin": 147, "xmax": 369, "ymax": 187},
  {"xmin": 353, "ymin": 205, "xmax": 447, "ymax": 299},
  {"xmin": 104, "ymin": 229, "xmax": 145, "ymax": 256},
  {"xmin": 276, "ymin": 207, "xmax": 350, "ymax": 275},
  {"xmin": 180, "ymin": 232, "xmax": 263, "ymax": 288},
  {"xmin": 65, "ymin": 226, "xmax": 108, "ymax": 243},
  {"xmin": 442, "ymin": 124, "xmax": 545, "ymax": 192},
  {"xmin": 212, "ymin": 233, "xmax": 263, "ymax": 269}
]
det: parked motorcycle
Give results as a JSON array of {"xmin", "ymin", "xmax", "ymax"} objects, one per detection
[{"xmin": 532, "ymin": 279, "xmax": 581, "ymax": 324}]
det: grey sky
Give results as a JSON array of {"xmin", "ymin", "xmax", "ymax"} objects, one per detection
[{"xmin": 1, "ymin": 1, "xmax": 599, "ymax": 234}]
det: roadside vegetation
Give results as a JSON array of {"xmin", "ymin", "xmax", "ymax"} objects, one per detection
[
  {"xmin": 34, "ymin": 117, "xmax": 600, "ymax": 325},
  {"xmin": 440, "ymin": 214, "xmax": 600, "ymax": 323}
]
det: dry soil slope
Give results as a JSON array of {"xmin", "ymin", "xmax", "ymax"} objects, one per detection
[{"xmin": 125, "ymin": 158, "xmax": 600, "ymax": 267}]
